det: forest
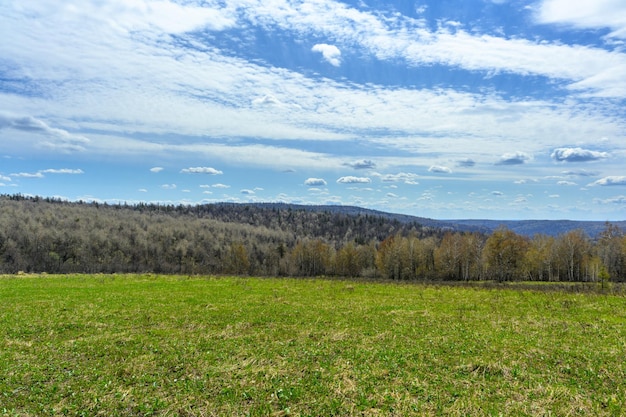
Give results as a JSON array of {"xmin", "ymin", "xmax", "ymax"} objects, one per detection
[{"xmin": 1, "ymin": 194, "xmax": 625, "ymax": 282}]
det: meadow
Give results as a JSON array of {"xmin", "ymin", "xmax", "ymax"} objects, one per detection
[{"xmin": 1, "ymin": 274, "xmax": 625, "ymax": 416}]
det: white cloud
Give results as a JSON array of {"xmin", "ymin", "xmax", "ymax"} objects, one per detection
[
  {"xmin": 337, "ymin": 176, "xmax": 371, "ymax": 184},
  {"xmin": 150, "ymin": 167, "xmax": 164, "ymax": 173},
  {"xmin": 240, "ymin": 189, "xmax": 255, "ymax": 195},
  {"xmin": 551, "ymin": 147, "xmax": 610, "ymax": 162},
  {"xmin": 428, "ymin": 165, "xmax": 451, "ymax": 174},
  {"xmin": 589, "ymin": 176, "xmax": 626, "ymax": 186},
  {"xmin": 599, "ymin": 195, "xmax": 626, "ymax": 204},
  {"xmin": 312, "ymin": 43, "xmax": 342, "ymax": 66},
  {"xmin": 10, "ymin": 172, "xmax": 44, "ymax": 178},
  {"xmin": 180, "ymin": 167, "xmax": 223, "ymax": 175},
  {"xmin": 562, "ymin": 169, "xmax": 599, "ymax": 177},
  {"xmin": 211, "ymin": 183, "xmax": 230, "ymax": 188},
  {"xmin": 557, "ymin": 181, "xmax": 577, "ymax": 186},
  {"xmin": 41, "ymin": 168, "xmax": 84, "ymax": 174},
  {"xmin": 29, "ymin": 0, "xmax": 236, "ymax": 35},
  {"xmin": 304, "ymin": 178, "xmax": 327, "ymax": 186},
  {"xmin": 161, "ymin": 183, "xmax": 176, "ymax": 189},
  {"xmin": 536, "ymin": 0, "xmax": 626, "ymax": 39},
  {"xmin": 344, "ymin": 159, "xmax": 376, "ymax": 170},
  {"xmin": 0, "ymin": 112, "xmax": 89, "ymax": 152},
  {"xmin": 252, "ymin": 94, "xmax": 283, "ymax": 106},
  {"xmin": 377, "ymin": 172, "xmax": 420, "ymax": 184},
  {"xmin": 496, "ymin": 152, "xmax": 532, "ymax": 165}
]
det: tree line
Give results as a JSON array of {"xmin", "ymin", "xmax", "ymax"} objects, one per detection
[{"xmin": 1, "ymin": 194, "xmax": 625, "ymax": 282}]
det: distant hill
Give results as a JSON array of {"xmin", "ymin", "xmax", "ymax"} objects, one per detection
[
  {"xmin": 242, "ymin": 203, "xmax": 481, "ymax": 232},
  {"xmin": 244, "ymin": 203, "xmax": 624, "ymax": 238},
  {"xmin": 449, "ymin": 219, "xmax": 626, "ymax": 238}
]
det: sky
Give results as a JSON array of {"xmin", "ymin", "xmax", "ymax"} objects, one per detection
[{"xmin": 1, "ymin": 0, "xmax": 625, "ymax": 220}]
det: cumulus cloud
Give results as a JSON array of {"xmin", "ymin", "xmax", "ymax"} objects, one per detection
[
  {"xmin": 304, "ymin": 178, "xmax": 327, "ymax": 186},
  {"xmin": 496, "ymin": 152, "xmax": 531, "ymax": 165},
  {"xmin": 211, "ymin": 183, "xmax": 230, "ymax": 188},
  {"xmin": 491, "ymin": 191, "xmax": 504, "ymax": 196},
  {"xmin": 161, "ymin": 184, "xmax": 177, "ymax": 189},
  {"xmin": 344, "ymin": 159, "xmax": 376, "ymax": 170},
  {"xmin": 551, "ymin": 147, "xmax": 610, "ymax": 162},
  {"xmin": 180, "ymin": 167, "xmax": 223, "ymax": 175},
  {"xmin": 240, "ymin": 189, "xmax": 255, "ymax": 195},
  {"xmin": 557, "ymin": 180, "xmax": 577, "ymax": 186},
  {"xmin": 589, "ymin": 176, "xmax": 626, "ymax": 186},
  {"xmin": 428, "ymin": 165, "xmax": 452, "ymax": 174},
  {"xmin": 312, "ymin": 43, "xmax": 342, "ymax": 66},
  {"xmin": 150, "ymin": 167, "xmax": 164, "ymax": 173},
  {"xmin": 336, "ymin": 176, "xmax": 371, "ymax": 184}
]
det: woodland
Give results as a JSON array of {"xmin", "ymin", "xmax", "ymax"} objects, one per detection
[{"xmin": 1, "ymin": 194, "xmax": 625, "ymax": 282}]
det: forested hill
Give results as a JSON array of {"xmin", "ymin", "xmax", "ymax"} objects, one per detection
[
  {"xmin": 211, "ymin": 202, "xmax": 621, "ymax": 238},
  {"xmin": 1, "ymin": 195, "xmax": 625, "ymax": 281},
  {"xmin": 0, "ymin": 194, "xmax": 444, "ymax": 275},
  {"xmin": 204, "ymin": 202, "xmax": 480, "ymax": 235}
]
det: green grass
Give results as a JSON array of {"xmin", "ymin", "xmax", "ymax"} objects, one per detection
[{"xmin": 1, "ymin": 274, "xmax": 625, "ymax": 416}]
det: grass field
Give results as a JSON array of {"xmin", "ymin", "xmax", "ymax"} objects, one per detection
[{"xmin": 1, "ymin": 274, "xmax": 625, "ymax": 416}]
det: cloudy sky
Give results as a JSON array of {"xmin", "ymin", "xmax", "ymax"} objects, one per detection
[{"xmin": 1, "ymin": 0, "xmax": 625, "ymax": 220}]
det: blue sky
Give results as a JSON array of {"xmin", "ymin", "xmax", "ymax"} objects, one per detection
[{"xmin": 1, "ymin": 0, "xmax": 625, "ymax": 220}]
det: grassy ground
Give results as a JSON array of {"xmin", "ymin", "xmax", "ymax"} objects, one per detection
[{"xmin": 1, "ymin": 274, "xmax": 625, "ymax": 416}]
